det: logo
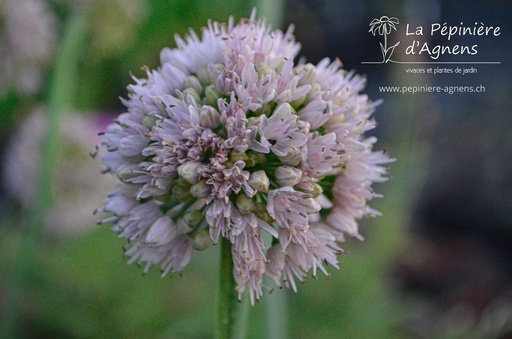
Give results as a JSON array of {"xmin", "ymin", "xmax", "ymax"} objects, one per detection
[
  {"xmin": 368, "ymin": 16, "xmax": 400, "ymax": 63},
  {"xmin": 364, "ymin": 16, "xmax": 501, "ymax": 65}
]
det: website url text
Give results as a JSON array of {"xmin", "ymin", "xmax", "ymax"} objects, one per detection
[{"xmin": 378, "ymin": 85, "xmax": 485, "ymax": 94}]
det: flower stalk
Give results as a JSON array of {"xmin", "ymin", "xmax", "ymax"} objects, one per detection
[{"xmin": 217, "ymin": 237, "xmax": 248, "ymax": 339}]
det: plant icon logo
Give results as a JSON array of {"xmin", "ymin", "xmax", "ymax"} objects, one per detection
[{"xmin": 369, "ymin": 16, "xmax": 400, "ymax": 63}]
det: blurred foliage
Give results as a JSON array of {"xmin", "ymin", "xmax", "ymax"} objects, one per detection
[
  {"xmin": 74, "ymin": 0, "xmax": 252, "ymax": 111},
  {"xmin": 0, "ymin": 199, "xmax": 407, "ymax": 338},
  {"xmin": 0, "ymin": 220, "xmax": 217, "ymax": 338}
]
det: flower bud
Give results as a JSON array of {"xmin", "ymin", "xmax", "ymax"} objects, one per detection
[
  {"xmin": 182, "ymin": 87, "xmax": 201, "ymax": 105},
  {"xmin": 120, "ymin": 182, "xmax": 140, "ymax": 197},
  {"xmin": 260, "ymin": 211, "xmax": 274, "ymax": 224},
  {"xmin": 296, "ymin": 120, "xmax": 310, "ymax": 135},
  {"xmin": 244, "ymin": 157, "xmax": 257, "ymax": 167},
  {"xmin": 190, "ymin": 179, "xmax": 211, "ymax": 199},
  {"xmin": 306, "ymin": 82, "xmax": 322, "ymax": 102},
  {"xmin": 290, "ymin": 95, "xmax": 306, "ymax": 110},
  {"xmin": 146, "ymin": 216, "xmax": 176, "ymax": 247},
  {"xmin": 182, "ymin": 209, "xmax": 203, "ymax": 228},
  {"xmin": 173, "ymin": 179, "xmax": 193, "ymax": 203},
  {"xmin": 192, "ymin": 229, "xmax": 211, "ymax": 251},
  {"xmin": 200, "ymin": 106, "xmax": 221, "ymax": 129},
  {"xmin": 142, "ymin": 112, "xmax": 158, "ymax": 129},
  {"xmin": 229, "ymin": 150, "xmax": 248, "ymax": 163},
  {"xmin": 278, "ymin": 149, "xmax": 301, "ymax": 166},
  {"xmin": 248, "ymin": 170, "xmax": 270, "ymax": 193},
  {"xmin": 302, "ymin": 197, "xmax": 321, "ymax": 214},
  {"xmin": 236, "ymin": 194, "xmax": 256, "ymax": 215},
  {"xmin": 253, "ymin": 102, "xmax": 273, "ymax": 116},
  {"xmin": 178, "ymin": 161, "xmax": 202, "ymax": 184},
  {"xmin": 254, "ymin": 202, "xmax": 273, "ymax": 223},
  {"xmin": 196, "ymin": 65, "xmax": 212, "ymax": 85},
  {"xmin": 245, "ymin": 151, "xmax": 267, "ymax": 167},
  {"xmin": 276, "ymin": 166, "xmax": 302, "ymax": 187},
  {"xmin": 274, "ymin": 59, "xmax": 286, "ymax": 73},
  {"xmin": 116, "ymin": 163, "xmax": 139, "ymax": 183},
  {"xmin": 255, "ymin": 152, "xmax": 267, "ymax": 164},
  {"xmin": 298, "ymin": 63, "xmax": 317, "ymax": 86},
  {"xmin": 204, "ymin": 84, "xmax": 221, "ymax": 106},
  {"xmin": 154, "ymin": 191, "xmax": 172, "ymax": 203},
  {"xmin": 310, "ymin": 182, "xmax": 323, "ymax": 198},
  {"xmin": 257, "ymin": 65, "xmax": 272, "ymax": 78},
  {"xmin": 183, "ymin": 75, "xmax": 203, "ymax": 94}
]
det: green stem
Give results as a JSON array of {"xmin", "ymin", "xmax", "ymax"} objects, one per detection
[
  {"xmin": 264, "ymin": 287, "xmax": 288, "ymax": 339},
  {"xmin": 0, "ymin": 13, "xmax": 88, "ymax": 338},
  {"xmin": 255, "ymin": 0, "xmax": 285, "ymax": 28},
  {"xmin": 216, "ymin": 237, "xmax": 248, "ymax": 339}
]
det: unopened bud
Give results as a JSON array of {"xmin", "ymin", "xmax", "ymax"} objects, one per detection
[
  {"xmin": 278, "ymin": 149, "xmax": 301, "ymax": 166},
  {"xmin": 254, "ymin": 202, "xmax": 273, "ymax": 223},
  {"xmin": 276, "ymin": 166, "xmax": 302, "ymax": 187},
  {"xmin": 248, "ymin": 170, "xmax": 270, "ymax": 193},
  {"xmin": 182, "ymin": 88, "xmax": 201, "ymax": 105},
  {"xmin": 200, "ymin": 106, "xmax": 221, "ymax": 129},
  {"xmin": 274, "ymin": 59, "xmax": 286, "ymax": 73},
  {"xmin": 192, "ymin": 229, "xmax": 211, "ymax": 251},
  {"xmin": 290, "ymin": 95, "xmax": 306, "ymax": 110},
  {"xmin": 244, "ymin": 157, "xmax": 257, "ymax": 167},
  {"xmin": 183, "ymin": 75, "xmax": 203, "ymax": 94},
  {"xmin": 298, "ymin": 63, "xmax": 317, "ymax": 85},
  {"xmin": 310, "ymin": 182, "xmax": 323, "ymax": 198},
  {"xmin": 146, "ymin": 216, "xmax": 176, "ymax": 247},
  {"xmin": 246, "ymin": 151, "xmax": 267, "ymax": 167},
  {"xmin": 257, "ymin": 65, "xmax": 272, "ymax": 78},
  {"xmin": 302, "ymin": 197, "xmax": 321, "ymax": 214},
  {"xmin": 116, "ymin": 164, "xmax": 139, "ymax": 183},
  {"xmin": 306, "ymin": 82, "xmax": 322, "ymax": 102},
  {"xmin": 229, "ymin": 150, "xmax": 248, "ymax": 163},
  {"xmin": 260, "ymin": 211, "xmax": 274, "ymax": 224},
  {"xmin": 296, "ymin": 120, "xmax": 310, "ymax": 135},
  {"xmin": 190, "ymin": 180, "xmax": 211, "ymax": 199},
  {"xmin": 236, "ymin": 194, "xmax": 256, "ymax": 215},
  {"xmin": 178, "ymin": 161, "xmax": 202, "ymax": 184},
  {"xmin": 182, "ymin": 209, "xmax": 203, "ymax": 228},
  {"xmin": 154, "ymin": 191, "xmax": 172, "ymax": 203},
  {"xmin": 173, "ymin": 180, "xmax": 193, "ymax": 203},
  {"xmin": 204, "ymin": 85, "xmax": 221, "ymax": 106},
  {"xmin": 142, "ymin": 113, "xmax": 158, "ymax": 129},
  {"xmin": 196, "ymin": 66, "xmax": 212, "ymax": 85},
  {"xmin": 253, "ymin": 102, "xmax": 273, "ymax": 116},
  {"xmin": 254, "ymin": 152, "xmax": 267, "ymax": 164}
]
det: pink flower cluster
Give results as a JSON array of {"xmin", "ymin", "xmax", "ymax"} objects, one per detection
[{"xmin": 98, "ymin": 11, "xmax": 393, "ymax": 304}]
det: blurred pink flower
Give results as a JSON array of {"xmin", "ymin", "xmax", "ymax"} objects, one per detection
[
  {"xmin": 0, "ymin": 0, "xmax": 57, "ymax": 96},
  {"xmin": 3, "ymin": 108, "xmax": 115, "ymax": 236}
]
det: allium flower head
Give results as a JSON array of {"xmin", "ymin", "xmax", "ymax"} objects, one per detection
[{"xmin": 97, "ymin": 10, "xmax": 393, "ymax": 304}]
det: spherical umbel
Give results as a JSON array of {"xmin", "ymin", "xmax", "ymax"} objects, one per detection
[{"xmin": 97, "ymin": 10, "xmax": 393, "ymax": 304}]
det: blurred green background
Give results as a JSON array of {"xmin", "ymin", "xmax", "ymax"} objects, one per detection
[{"xmin": 1, "ymin": 0, "xmax": 511, "ymax": 338}]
